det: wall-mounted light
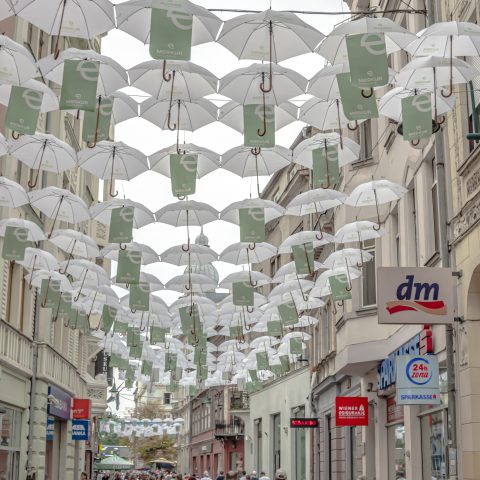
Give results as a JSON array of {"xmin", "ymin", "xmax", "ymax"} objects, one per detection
[{"xmin": 367, "ymin": 382, "xmax": 378, "ymax": 393}]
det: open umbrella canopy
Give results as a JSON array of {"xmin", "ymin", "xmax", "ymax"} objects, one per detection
[
  {"xmin": 220, "ymin": 198, "xmax": 285, "ymax": 225},
  {"xmin": 94, "ymin": 454, "xmax": 134, "ymax": 471},
  {"xmin": 17, "ymin": 247, "xmax": 58, "ymax": 271},
  {"xmin": 160, "ymin": 243, "xmax": 218, "ymax": 266},
  {"xmin": 155, "ymin": 200, "xmax": 219, "ymax": 227},
  {"xmin": 0, "ymin": 34, "xmax": 38, "ymax": 84},
  {"xmin": 49, "ymin": 229, "xmax": 100, "ymax": 259},
  {"xmin": 0, "ymin": 80, "xmax": 59, "ymax": 112},
  {"xmin": 0, "ymin": 176, "xmax": 29, "ymax": 208},
  {"xmin": 90, "ymin": 198, "xmax": 155, "ymax": 229},
  {"xmin": 0, "ymin": 1, "xmax": 16, "ymax": 21},
  {"xmin": 219, "ymin": 242, "xmax": 277, "ymax": 265},
  {"xmin": 346, "ymin": 179, "xmax": 408, "ymax": 207},
  {"xmin": 0, "ymin": 218, "xmax": 46, "ymax": 242}
]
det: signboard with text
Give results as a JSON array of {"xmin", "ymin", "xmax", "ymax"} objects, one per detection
[
  {"xmin": 72, "ymin": 399, "xmax": 91, "ymax": 420},
  {"xmin": 72, "ymin": 420, "xmax": 89, "ymax": 441},
  {"xmin": 47, "ymin": 386, "xmax": 72, "ymax": 420},
  {"xmin": 290, "ymin": 418, "xmax": 319, "ymax": 428},
  {"xmin": 335, "ymin": 397, "xmax": 369, "ymax": 426}
]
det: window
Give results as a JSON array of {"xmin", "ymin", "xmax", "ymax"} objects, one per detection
[
  {"xmin": 421, "ymin": 409, "xmax": 447, "ymax": 480},
  {"xmin": 164, "ymin": 392, "xmax": 171, "ymax": 405},
  {"xmin": 292, "ymin": 406, "xmax": 306, "ymax": 480},
  {"xmin": 255, "ymin": 418, "xmax": 263, "ymax": 474},
  {"xmin": 321, "ymin": 305, "xmax": 333, "ymax": 359},
  {"xmin": 0, "ymin": 405, "xmax": 21, "ymax": 480},
  {"xmin": 359, "ymin": 120, "xmax": 373, "ymax": 161},
  {"xmin": 362, "ymin": 239, "xmax": 376, "ymax": 307},
  {"xmin": 431, "ymin": 159, "xmax": 440, "ymax": 254},
  {"xmin": 273, "ymin": 189, "xmax": 281, "ymax": 203},
  {"xmin": 272, "ymin": 413, "xmax": 281, "ymax": 473}
]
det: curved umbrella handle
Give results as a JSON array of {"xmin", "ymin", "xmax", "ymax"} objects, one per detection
[
  {"xmin": 259, "ymin": 21, "xmax": 273, "ymax": 94},
  {"xmin": 28, "ymin": 140, "xmax": 48, "ymax": 189},
  {"xmin": 167, "ymin": 72, "xmax": 177, "ymax": 131},
  {"xmin": 336, "ymin": 99, "xmax": 344, "ymax": 150},
  {"xmin": 87, "ymin": 96, "xmax": 103, "ymax": 148},
  {"xmin": 361, "ymin": 88, "xmax": 374, "ymax": 98},
  {"xmin": 347, "ymin": 120, "xmax": 359, "ymax": 131},
  {"xmin": 441, "ymin": 36, "xmax": 454, "ymax": 99},
  {"xmin": 162, "ymin": 60, "xmax": 172, "ymax": 82},
  {"xmin": 11, "ymin": 131, "xmax": 22, "ymax": 140},
  {"xmin": 257, "ymin": 88, "xmax": 267, "ymax": 137}
]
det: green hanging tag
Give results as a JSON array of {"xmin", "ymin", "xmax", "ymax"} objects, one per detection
[
  {"xmin": 165, "ymin": 352, "xmax": 177, "ymax": 372},
  {"xmin": 256, "ymin": 351, "xmax": 270, "ymax": 370},
  {"xmin": 175, "ymin": 367, "xmax": 183, "ymax": 380},
  {"xmin": 312, "ymin": 146, "xmax": 340, "ymax": 188},
  {"xmin": 129, "ymin": 282, "xmax": 150, "ymax": 311},
  {"xmin": 150, "ymin": 7, "xmax": 193, "ymax": 60},
  {"xmin": 267, "ymin": 320, "xmax": 283, "ymax": 337},
  {"xmin": 292, "ymin": 242, "xmax": 314, "ymax": 275},
  {"xmin": 197, "ymin": 364, "xmax": 208, "ymax": 380},
  {"xmin": 141, "ymin": 361, "xmax": 153, "ymax": 376},
  {"xmin": 189, "ymin": 385, "xmax": 198, "ymax": 397},
  {"xmin": 170, "ymin": 153, "xmax": 198, "ymax": 197},
  {"xmin": 101, "ymin": 305, "xmax": 117, "ymax": 333},
  {"xmin": 2, "ymin": 226, "xmax": 29, "ymax": 261},
  {"xmin": 82, "ymin": 96, "xmax": 113, "ymax": 143},
  {"xmin": 71, "ymin": 309, "xmax": 88, "ymax": 332},
  {"xmin": 279, "ymin": 355, "xmax": 290, "ymax": 373},
  {"xmin": 243, "ymin": 104, "xmax": 275, "ymax": 148},
  {"xmin": 337, "ymin": 72, "xmax": 379, "ymax": 121},
  {"xmin": 278, "ymin": 302, "xmax": 299, "ymax": 326},
  {"xmin": 239, "ymin": 207, "xmax": 265, "ymax": 243},
  {"xmin": 246, "ymin": 381, "xmax": 255, "ymax": 393},
  {"xmin": 129, "ymin": 344, "xmax": 142, "ymax": 359},
  {"xmin": 57, "ymin": 292, "xmax": 73, "ymax": 320},
  {"xmin": 40, "ymin": 279, "xmax": 61, "ymax": 309},
  {"xmin": 125, "ymin": 377, "xmax": 134, "ymax": 389},
  {"xmin": 116, "ymin": 249, "xmax": 142, "ymax": 284},
  {"xmin": 5, "ymin": 86, "xmax": 43, "ymax": 135},
  {"xmin": 127, "ymin": 327, "xmax": 140, "ymax": 347},
  {"xmin": 232, "ymin": 281, "xmax": 254, "ymax": 306},
  {"xmin": 229, "ymin": 325, "xmax": 243, "ymax": 339},
  {"xmin": 270, "ymin": 364, "xmax": 282, "ymax": 376},
  {"xmin": 249, "ymin": 369, "xmax": 258, "ymax": 382},
  {"xmin": 328, "ymin": 274, "xmax": 352, "ymax": 301},
  {"xmin": 150, "ymin": 326, "xmax": 167, "ymax": 344},
  {"xmin": 346, "ymin": 33, "xmax": 388, "ymax": 89},
  {"xmin": 108, "ymin": 206, "xmax": 134, "ymax": 244},
  {"xmin": 113, "ymin": 320, "xmax": 128, "ymax": 334},
  {"xmin": 289, "ymin": 337, "xmax": 303, "ymax": 355},
  {"xmin": 401, "ymin": 94, "xmax": 432, "ymax": 142},
  {"xmin": 194, "ymin": 348, "xmax": 207, "ymax": 366},
  {"xmin": 109, "ymin": 353, "xmax": 123, "ymax": 368},
  {"xmin": 60, "ymin": 59, "xmax": 100, "ymax": 112}
]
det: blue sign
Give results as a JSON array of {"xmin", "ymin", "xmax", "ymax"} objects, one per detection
[
  {"xmin": 46, "ymin": 416, "xmax": 55, "ymax": 441},
  {"xmin": 72, "ymin": 420, "xmax": 89, "ymax": 441},
  {"xmin": 47, "ymin": 385, "xmax": 72, "ymax": 420}
]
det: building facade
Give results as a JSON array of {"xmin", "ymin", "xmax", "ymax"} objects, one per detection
[{"xmin": 0, "ymin": 15, "xmax": 109, "ymax": 480}]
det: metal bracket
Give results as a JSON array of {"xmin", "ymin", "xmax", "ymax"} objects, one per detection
[
  {"xmin": 454, "ymin": 316, "xmax": 465, "ymax": 323},
  {"xmin": 452, "ymin": 270, "xmax": 463, "ymax": 278}
]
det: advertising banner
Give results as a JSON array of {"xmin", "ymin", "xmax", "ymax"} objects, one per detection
[{"xmin": 335, "ymin": 397, "xmax": 369, "ymax": 426}]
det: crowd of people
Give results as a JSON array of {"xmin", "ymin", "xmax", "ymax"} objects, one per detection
[{"xmin": 92, "ymin": 468, "xmax": 287, "ymax": 480}]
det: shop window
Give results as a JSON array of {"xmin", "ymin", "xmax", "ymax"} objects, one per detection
[
  {"xmin": 325, "ymin": 414, "xmax": 332, "ymax": 480},
  {"xmin": 292, "ymin": 406, "xmax": 306, "ymax": 480},
  {"xmin": 361, "ymin": 239, "xmax": 376, "ymax": 307},
  {"xmin": 388, "ymin": 423, "xmax": 406, "ymax": 480},
  {"xmin": 420, "ymin": 409, "xmax": 447, "ymax": 480},
  {"xmin": 0, "ymin": 405, "xmax": 21, "ymax": 480},
  {"xmin": 255, "ymin": 418, "xmax": 262, "ymax": 474},
  {"xmin": 272, "ymin": 413, "xmax": 281, "ymax": 473}
]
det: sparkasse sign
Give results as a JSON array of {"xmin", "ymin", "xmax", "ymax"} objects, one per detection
[
  {"xmin": 377, "ymin": 267, "xmax": 454, "ymax": 324},
  {"xmin": 335, "ymin": 397, "xmax": 369, "ymax": 426}
]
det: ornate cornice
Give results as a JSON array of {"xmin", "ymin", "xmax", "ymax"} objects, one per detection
[{"xmin": 451, "ymin": 190, "xmax": 480, "ymax": 245}]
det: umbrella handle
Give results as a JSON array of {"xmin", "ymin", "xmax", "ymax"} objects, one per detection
[
  {"xmin": 119, "ymin": 243, "xmax": 127, "ymax": 250},
  {"xmin": 63, "ymin": 317, "xmax": 70, "ymax": 328},
  {"xmin": 248, "ymin": 243, "xmax": 256, "ymax": 251},
  {"xmin": 336, "ymin": 99, "xmax": 344, "ymax": 150},
  {"xmin": 28, "ymin": 140, "xmax": 48, "ymax": 189},
  {"xmin": 176, "ymin": 101, "xmax": 182, "ymax": 153},
  {"xmin": 11, "ymin": 131, "xmax": 22, "ymax": 140},
  {"xmin": 59, "ymin": 241, "xmax": 76, "ymax": 274},
  {"xmin": 73, "ymin": 269, "xmax": 87, "ymax": 302},
  {"xmin": 361, "ymin": 88, "xmax": 374, "ymax": 99},
  {"xmin": 48, "ymin": 195, "xmax": 65, "ymax": 239},
  {"xmin": 53, "ymin": 0, "xmax": 67, "ymax": 60},
  {"xmin": 436, "ymin": 115, "xmax": 446, "ymax": 126},
  {"xmin": 257, "ymin": 88, "xmax": 267, "ymax": 137},
  {"xmin": 40, "ymin": 278, "xmax": 51, "ymax": 308},
  {"xmin": 337, "ymin": 299, "xmax": 345, "ymax": 307},
  {"xmin": 87, "ymin": 96, "xmax": 102, "ymax": 148},
  {"xmin": 162, "ymin": 60, "xmax": 172, "ymax": 82},
  {"xmin": 259, "ymin": 21, "xmax": 273, "ymax": 94},
  {"xmin": 410, "ymin": 139, "xmax": 421, "ymax": 147},
  {"xmin": 296, "ymin": 273, "xmax": 309, "ymax": 302},
  {"xmin": 441, "ymin": 36, "xmax": 454, "ymax": 99},
  {"xmin": 109, "ymin": 146, "xmax": 118, "ymax": 197},
  {"xmin": 167, "ymin": 72, "xmax": 177, "ymax": 131},
  {"xmin": 347, "ymin": 120, "xmax": 359, "ymax": 131}
]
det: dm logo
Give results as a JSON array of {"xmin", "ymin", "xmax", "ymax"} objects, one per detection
[
  {"xmin": 386, "ymin": 275, "xmax": 447, "ymax": 316},
  {"xmin": 406, "ymin": 357, "xmax": 432, "ymax": 386}
]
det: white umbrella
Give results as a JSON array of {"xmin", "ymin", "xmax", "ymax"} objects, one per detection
[
  {"xmin": 293, "ymin": 315, "xmax": 319, "ymax": 328},
  {"xmin": 219, "ymin": 63, "xmax": 307, "ymax": 105},
  {"xmin": 220, "ymin": 199, "xmax": 285, "ymax": 225},
  {"xmin": 129, "ymin": 60, "xmax": 217, "ymax": 100},
  {"xmin": 293, "ymin": 132, "xmax": 360, "ymax": 169},
  {"xmin": 24, "ymin": 269, "xmax": 72, "ymax": 294},
  {"xmin": 221, "ymin": 145, "xmax": 292, "ymax": 196},
  {"xmin": 346, "ymin": 179, "xmax": 408, "ymax": 225},
  {"xmin": 0, "ymin": 80, "xmax": 59, "ymax": 113},
  {"xmin": 115, "ymin": 0, "xmax": 222, "ymax": 47},
  {"xmin": 109, "ymin": 91, "xmax": 139, "ymax": 124},
  {"xmin": 8, "ymin": 133, "xmax": 77, "ymax": 188},
  {"xmin": 17, "ymin": 247, "xmax": 58, "ymax": 272},
  {"xmin": 286, "ymin": 188, "xmax": 347, "ymax": 216},
  {"xmin": 278, "ymin": 231, "xmax": 334, "ymax": 254},
  {"xmin": 334, "ymin": 220, "xmax": 385, "ymax": 244},
  {"xmin": 38, "ymin": 49, "xmax": 128, "ymax": 97},
  {"xmin": 269, "ymin": 279, "xmax": 314, "ymax": 302},
  {"xmin": 100, "ymin": 242, "xmax": 159, "ymax": 265},
  {"xmin": 0, "ymin": 218, "xmax": 46, "ymax": 242},
  {"xmin": 0, "ymin": 34, "xmax": 37, "ymax": 84},
  {"xmin": 90, "ymin": 199, "xmax": 155, "ymax": 229},
  {"xmin": 311, "ymin": 266, "xmax": 362, "ymax": 296},
  {"xmin": 160, "ymin": 243, "xmax": 218, "ymax": 266},
  {"xmin": 219, "ymin": 271, "xmax": 272, "ymax": 289},
  {"xmin": 165, "ymin": 273, "xmax": 216, "ymax": 294},
  {"xmin": 0, "ymin": 1, "xmax": 16, "ymax": 21},
  {"xmin": 60, "ymin": 259, "xmax": 109, "ymax": 298},
  {"xmin": 317, "ymin": 16, "xmax": 416, "ymax": 64},
  {"xmin": 112, "ymin": 272, "xmax": 164, "ymax": 291},
  {"xmin": 324, "ymin": 248, "xmax": 374, "ymax": 270},
  {"xmin": 219, "ymin": 242, "xmax": 277, "ymax": 265},
  {"xmin": 77, "ymin": 141, "xmax": 148, "ymax": 197},
  {"xmin": 0, "ymin": 133, "xmax": 5, "ymax": 156},
  {"xmin": 272, "ymin": 260, "xmax": 325, "ymax": 283},
  {"xmin": 15, "ymin": 0, "xmax": 115, "ymax": 56},
  {"xmin": 0, "ymin": 176, "xmax": 29, "ymax": 208},
  {"xmin": 49, "ymin": 229, "xmax": 100, "ymax": 260},
  {"xmin": 150, "ymin": 143, "xmax": 220, "ymax": 179},
  {"xmin": 28, "ymin": 187, "xmax": 90, "ymax": 236}
]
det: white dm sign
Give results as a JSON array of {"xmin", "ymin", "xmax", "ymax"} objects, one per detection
[
  {"xmin": 377, "ymin": 267, "xmax": 454, "ymax": 324},
  {"xmin": 396, "ymin": 355, "xmax": 441, "ymax": 405}
]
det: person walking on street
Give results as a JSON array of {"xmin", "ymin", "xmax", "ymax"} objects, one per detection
[
  {"xmin": 215, "ymin": 471, "xmax": 225, "ymax": 480},
  {"xmin": 201, "ymin": 472, "xmax": 210, "ymax": 480},
  {"xmin": 274, "ymin": 469, "xmax": 286, "ymax": 480},
  {"xmin": 259, "ymin": 473, "xmax": 270, "ymax": 480},
  {"xmin": 250, "ymin": 472, "xmax": 258, "ymax": 480},
  {"xmin": 226, "ymin": 472, "xmax": 238, "ymax": 480}
]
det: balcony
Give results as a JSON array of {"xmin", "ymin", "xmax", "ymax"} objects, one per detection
[
  {"xmin": 214, "ymin": 419, "xmax": 244, "ymax": 439},
  {"xmin": 230, "ymin": 391, "xmax": 249, "ymax": 411},
  {"xmin": 0, "ymin": 319, "xmax": 33, "ymax": 376}
]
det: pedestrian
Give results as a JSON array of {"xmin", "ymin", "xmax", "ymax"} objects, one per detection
[
  {"xmin": 274, "ymin": 469, "xmax": 286, "ymax": 480},
  {"xmin": 259, "ymin": 473, "xmax": 270, "ymax": 480},
  {"xmin": 226, "ymin": 472, "xmax": 237, "ymax": 480},
  {"xmin": 81, "ymin": 473, "xmax": 89, "ymax": 480},
  {"xmin": 239, "ymin": 471, "xmax": 246, "ymax": 480},
  {"xmin": 251, "ymin": 472, "xmax": 258, "ymax": 480},
  {"xmin": 201, "ymin": 471, "xmax": 210, "ymax": 480},
  {"xmin": 215, "ymin": 471, "xmax": 224, "ymax": 480}
]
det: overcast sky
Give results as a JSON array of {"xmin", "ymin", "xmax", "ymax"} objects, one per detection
[{"xmin": 102, "ymin": 0, "xmax": 349, "ymax": 415}]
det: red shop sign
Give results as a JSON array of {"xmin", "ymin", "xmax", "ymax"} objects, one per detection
[
  {"xmin": 72, "ymin": 399, "xmax": 91, "ymax": 420},
  {"xmin": 335, "ymin": 397, "xmax": 369, "ymax": 426}
]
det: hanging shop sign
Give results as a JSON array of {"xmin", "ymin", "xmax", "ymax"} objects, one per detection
[
  {"xmin": 335, "ymin": 397, "xmax": 369, "ymax": 426},
  {"xmin": 72, "ymin": 419, "xmax": 90, "ymax": 441},
  {"xmin": 72, "ymin": 399, "xmax": 91, "ymax": 420},
  {"xmin": 290, "ymin": 418, "xmax": 319, "ymax": 428},
  {"xmin": 396, "ymin": 354, "xmax": 441, "ymax": 405},
  {"xmin": 46, "ymin": 416, "xmax": 55, "ymax": 441},
  {"xmin": 47, "ymin": 386, "xmax": 72, "ymax": 420},
  {"xmin": 377, "ymin": 267, "xmax": 454, "ymax": 324}
]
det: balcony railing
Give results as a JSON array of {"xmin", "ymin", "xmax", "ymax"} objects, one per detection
[
  {"xmin": 0, "ymin": 319, "xmax": 33, "ymax": 375},
  {"xmin": 230, "ymin": 391, "xmax": 249, "ymax": 411},
  {"xmin": 214, "ymin": 419, "xmax": 244, "ymax": 437}
]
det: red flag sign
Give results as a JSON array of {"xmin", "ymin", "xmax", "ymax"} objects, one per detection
[
  {"xmin": 72, "ymin": 399, "xmax": 91, "ymax": 420},
  {"xmin": 335, "ymin": 397, "xmax": 369, "ymax": 426}
]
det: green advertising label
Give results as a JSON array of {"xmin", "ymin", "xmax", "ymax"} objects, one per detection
[
  {"xmin": 292, "ymin": 242, "xmax": 314, "ymax": 275},
  {"xmin": 60, "ymin": 59, "xmax": 100, "ymax": 112},
  {"xmin": 279, "ymin": 355, "xmax": 290, "ymax": 373},
  {"xmin": 401, "ymin": 94, "xmax": 432, "ymax": 141},
  {"xmin": 267, "ymin": 320, "xmax": 283, "ymax": 337},
  {"xmin": 165, "ymin": 352, "xmax": 177, "ymax": 372},
  {"xmin": 141, "ymin": 360, "xmax": 153, "ymax": 376},
  {"xmin": 129, "ymin": 344, "xmax": 142, "ymax": 359},
  {"xmin": 127, "ymin": 327, "xmax": 141, "ymax": 347},
  {"xmin": 108, "ymin": 206, "xmax": 134, "ymax": 244},
  {"xmin": 270, "ymin": 364, "xmax": 283, "ymax": 376},
  {"xmin": 5, "ymin": 86, "xmax": 43, "ymax": 135},
  {"xmin": 170, "ymin": 153, "xmax": 198, "ymax": 197},
  {"xmin": 312, "ymin": 146, "xmax": 340, "ymax": 188},
  {"xmin": 249, "ymin": 369, "xmax": 258, "ymax": 382},
  {"xmin": 150, "ymin": 7, "xmax": 193, "ymax": 60},
  {"xmin": 256, "ymin": 351, "xmax": 270, "ymax": 370},
  {"xmin": 109, "ymin": 353, "xmax": 123, "ymax": 368},
  {"xmin": 188, "ymin": 385, "xmax": 198, "ymax": 397},
  {"xmin": 239, "ymin": 207, "xmax": 265, "ymax": 243},
  {"xmin": 346, "ymin": 33, "xmax": 388, "ymax": 89},
  {"xmin": 232, "ymin": 281, "xmax": 254, "ymax": 307},
  {"xmin": 337, "ymin": 72, "xmax": 379, "ymax": 121},
  {"xmin": 229, "ymin": 325, "xmax": 243, "ymax": 339},
  {"xmin": 243, "ymin": 104, "xmax": 276, "ymax": 148},
  {"xmin": 40, "ymin": 279, "xmax": 61, "ymax": 309},
  {"xmin": 125, "ymin": 377, "xmax": 134, "ymax": 389},
  {"xmin": 82, "ymin": 96, "xmax": 113, "ymax": 143},
  {"xmin": 2, "ymin": 226, "xmax": 29, "ymax": 261},
  {"xmin": 150, "ymin": 325, "xmax": 168, "ymax": 344},
  {"xmin": 289, "ymin": 337, "xmax": 303, "ymax": 355},
  {"xmin": 56, "ymin": 292, "xmax": 73, "ymax": 320},
  {"xmin": 116, "ymin": 249, "xmax": 142, "ymax": 284},
  {"xmin": 113, "ymin": 320, "xmax": 129, "ymax": 334},
  {"xmin": 278, "ymin": 302, "xmax": 299, "ymax": 326},
  {"xmin": 194, "ymin": 347, "xmax": 207, "ymax": 366},
  {"xmin": 129, "ymin": 282, "xmax": 150, "ymax": 312},
  {"xmin": 328, "ymin": 274, "xmax": 352, "ymax": 301},
  {"xmin": 71, "ymin": 309, "xmax": 88, "ymax": 332},
  {"xmin": 101, "ymin": 305, "xmax": 117, "ymax": 333},
  {"xmin": 197, "ymin": 364, "xmax": 208, "ymax": 380}
]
